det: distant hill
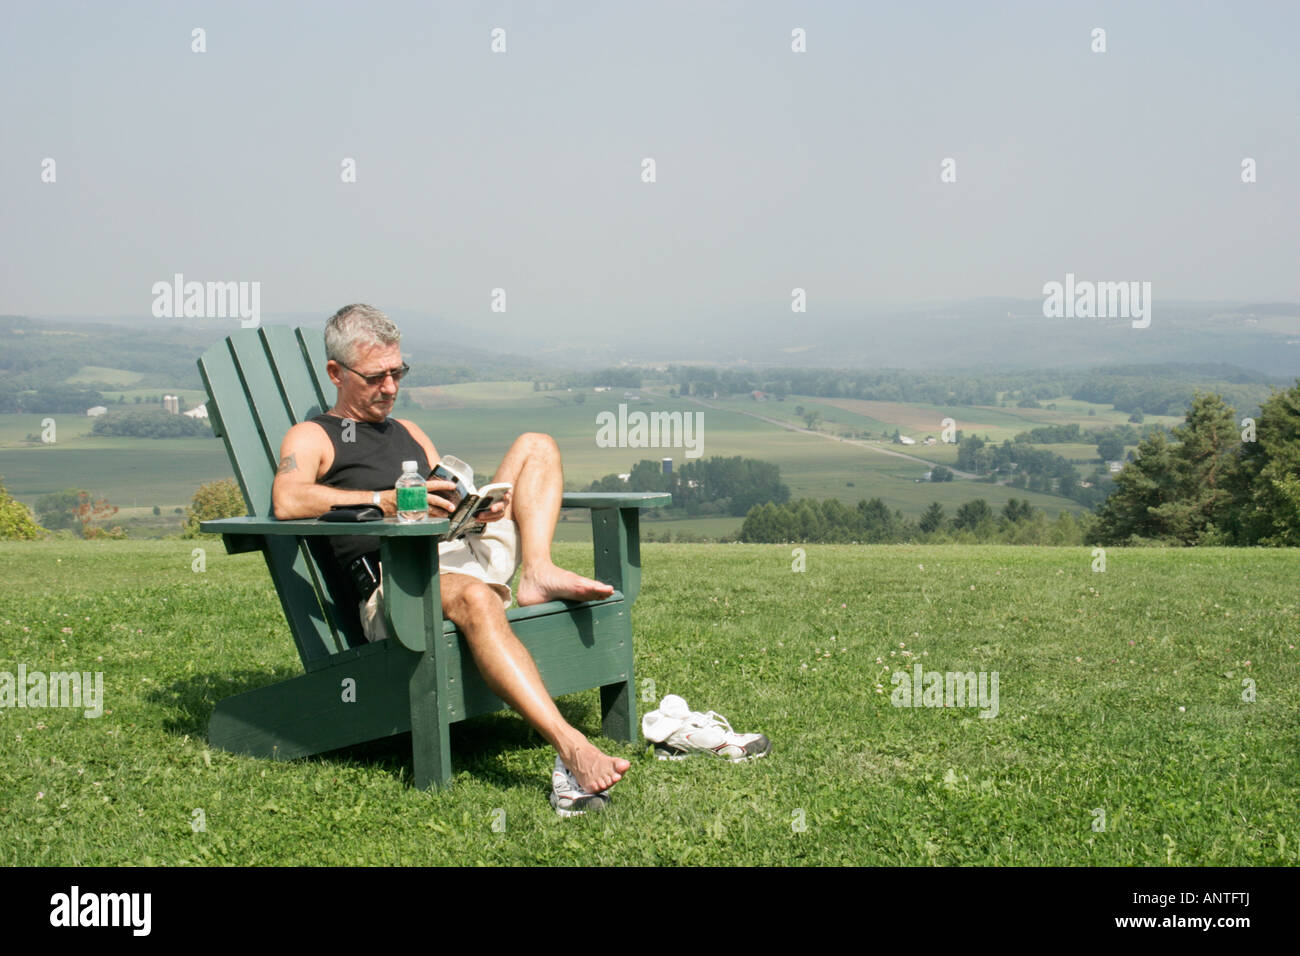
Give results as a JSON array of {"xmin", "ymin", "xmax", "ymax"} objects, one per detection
[
  {"xmin": 586, "ymin": 300, "xmax": 1300, "ymax": 375},
  {"xmin": 0, "ymin": 315, "xmax": 556, "ymax": 396},
  {"xmin": 8, "ymin": 297, "xmax": 1299, "ymax": 377}
]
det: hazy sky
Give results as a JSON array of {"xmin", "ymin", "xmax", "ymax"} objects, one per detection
[{"xmin": 2, "ymin": 0, "xmax": 1297, "ymax": 339}]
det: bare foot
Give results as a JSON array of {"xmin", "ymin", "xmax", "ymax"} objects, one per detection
[
  {"xmin": 559, "ymin": 739, "xmax": 631, "ymax": 794},
  {"xmin": 517, "ymin": 562, "xmax": 615, "ymax": 606}
]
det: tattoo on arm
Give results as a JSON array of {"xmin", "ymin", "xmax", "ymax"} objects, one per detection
[{"xmin": 277, "ymin": 453, "xmax": 298, "ymax": 475}]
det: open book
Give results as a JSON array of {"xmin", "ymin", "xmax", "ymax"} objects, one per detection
[{"xmin": 430, "ymin": 455, "xmax": 512, "ymax": 540}]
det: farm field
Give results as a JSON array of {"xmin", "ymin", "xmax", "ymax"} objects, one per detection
[
  {"xmin": 0, "ymin": 384, "xmax": 1126, "ymax": 533},
  {"xmin": 64, "ymin": 366, "xmax": 144, "ymax": 387},
  {"xmin": 701, "ymin": 391, "xmax": 1174, "ymax": 447},
  {"xmin": 1, "ymin": 539, "xmax": 1295, "ymax": 866}
]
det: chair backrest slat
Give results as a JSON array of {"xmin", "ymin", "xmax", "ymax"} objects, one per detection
[
  {"xmin": 199, "ymin": 327, "xmax": 364, "ymax": 666},
  {"xmin": 198, "ymin": 339, "xmax": 272, "ymax": 516},
  {"xmin": 256, "ymin": 325, "xmax": 329, "ymax": 440},
  {"xmin": 297, "ymin": 329, "xmax": 333, "ymax": 411},
  {"xmin": 226, "ymin": 332, "xmax": 299, "ymax": 489}
]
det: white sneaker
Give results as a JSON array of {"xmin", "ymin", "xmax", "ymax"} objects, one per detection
[
  {"xmin": 641, "ymin": 694, "xmax": 771, "ymax": 762},
  {"xmin": 549, "ymin": 755, "xmax": 609, "ymax": 817}
]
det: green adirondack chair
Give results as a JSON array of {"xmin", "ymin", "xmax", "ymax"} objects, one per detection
[{"xmin": 196, "ymin": 325, "xmax": 670, "ymax": 789}]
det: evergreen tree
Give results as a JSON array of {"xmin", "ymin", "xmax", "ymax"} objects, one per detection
[
  {"xmin": 795, "ymin": 500, "xmax": 824, "ymax": 541},
  {"xmin": 1150, "ymin": 392, "xmax": 1240, "ymax": 543},
  {"xmin": 1091, "ymin": 431, "xmax": 1180, "ymax": 543},
  {"xmin": 1231, "ymin": 380, "xmax": 1300, "ymax": 545},
  {"xmin": 819, "ymin": 498, "xmax": 855, "ymax": 543},
  {"xmin": 919, "ymin": 502, "xmax": 945, "ymax": 534},
  {"xmin": 1093, "ymin": 392, "xmax": 1241, "ymax": 544},
  {"xmin": 1004, "ymin": 508, "xmax": 1049, "ymax": 544},
  {"xmin": 857, "ymin": 498, "xmax": 895, "ymax": 542},
  {"xmin": 739, "ymin": 502, "xmax": 780, "ymax": 542},
  {"xmin": 953, "ymin": 499, "xmax": 993, "ymax": 531},
  {"xmin": 1002, "ymin": 498, "xmax": 1033, "ymax": 523},
  {"xmin": 1097, "ymin": 433, "xmax": 1125, "ymax": 461}
]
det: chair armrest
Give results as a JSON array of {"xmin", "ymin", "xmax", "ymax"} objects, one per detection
[
  {"xmin": 199, "ymin": 515, "xmax": 452, "ymax": 536},
  {"xmin": 565, "ymin": 494, "xmax": 670, "ymax": 604},
  {"xmin": 561, "ymin": 492, "xmax": 671, "ymax": 510},
  {"xmin": 200, "ymin": 515, "xmax": 451, "ymax": 555}
]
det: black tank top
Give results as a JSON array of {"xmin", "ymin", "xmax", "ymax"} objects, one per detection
[{"xmin": 308, "ymin": 412, "xmax": 431, "ymax": 573}]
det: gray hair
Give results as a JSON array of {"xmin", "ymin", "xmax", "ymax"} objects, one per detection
[{"xmin": 324, "ymin": 304, "xmax": 401, "ymax": 365}]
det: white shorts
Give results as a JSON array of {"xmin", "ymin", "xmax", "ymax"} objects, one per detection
[{"xmin": 359, "ymin": 519, "xmax": 521, "ymax": 643}]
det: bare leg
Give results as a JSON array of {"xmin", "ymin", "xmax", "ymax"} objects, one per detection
[
  {"xmin": 441, "ymin": 573, "xmax": 629, "ymax": 793},
  {"xmin": 490, "ymin": 432, "xmax": 614, "ymax": 606}
]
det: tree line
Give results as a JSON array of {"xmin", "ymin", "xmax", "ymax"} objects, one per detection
[
  {"xmin": 1092, "ymin": 385, "xmax": 1300, "ymax": 546},
  {"xmin": 587, "ymin": 456, "xmax": 790, "ymax": 517},
  {"xmin": 666, "ymin": 362, "xmax": 1277, "ymax": 420},
  {"xmin": 90, "ymin": 410, "xmax": 213, "ymax": 438},
  {"xmin": 738, "ymin": 496, "xmax": 1092, "ymax": 545}
]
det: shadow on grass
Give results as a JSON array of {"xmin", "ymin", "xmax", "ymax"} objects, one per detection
[{"xmin": 151, "ymin": 672, "xmax": 603, "ymax": 792}]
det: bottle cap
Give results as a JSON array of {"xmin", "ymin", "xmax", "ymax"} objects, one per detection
[{"xmin": 402, "ymin": 460, "xmax": 417, "ymax": 472}]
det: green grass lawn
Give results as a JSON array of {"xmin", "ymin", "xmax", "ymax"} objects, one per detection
[{"xmin": 1, "ymin": 540, "xmax": 1295, "ymax": 865}]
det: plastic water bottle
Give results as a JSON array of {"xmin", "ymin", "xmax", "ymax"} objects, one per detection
[{"xmin": 395, "ymin": 460, "xmax": 427, "ymax": 523}]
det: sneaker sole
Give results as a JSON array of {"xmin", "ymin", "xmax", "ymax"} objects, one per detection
[
  {"xmin": 549, "ymin": 794, "xmax": 608, "ymax": 817},
  {"xmin": 652, "ymin": 741, "xmax": 772, "ymax": 763}
]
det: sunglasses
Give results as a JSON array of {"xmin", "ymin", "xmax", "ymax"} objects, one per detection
[{"xmin": 337, "ymin": 360, "xmax": 411, "ymax": 386}]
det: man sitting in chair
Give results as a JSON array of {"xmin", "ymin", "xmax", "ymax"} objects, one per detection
[{"xmin": 271, "ymin": 303, "xmax": 630, "ymax": 814}]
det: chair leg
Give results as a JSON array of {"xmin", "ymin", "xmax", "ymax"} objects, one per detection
[
  {"xmin": 600, "ymin": 672, "xmax": 637, "ymax": 744},
  {"xmin": 409, "ymin": 649, "xmax": 453, "ymax": 790},
  {"xmin": 384, "ymin": 535, "xmax": 453, "ymax": 789}
]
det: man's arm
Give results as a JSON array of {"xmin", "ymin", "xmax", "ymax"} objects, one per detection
[
  {"xmin": 395, "ymin": 418, "xmax": 439, "ymax": 470},
  {"xmin": 396, "ymin": 418, "xmax": 509, "ymax": 521},
  {"xmin": 271, "ymin": 421, "xmax": 395, "ymax": 519}
]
